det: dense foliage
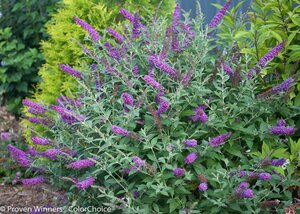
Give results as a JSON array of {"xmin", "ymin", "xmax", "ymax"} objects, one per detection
[
  {"xmin": 21, "ymin": 0, "xmax": 175, "ymax": 143},
  {"xmin": 0, "ymin": 0, "xmax": 58, "ymax": 113},
  {"xmin": 9, "ymin": 1, "xmax": 300, "ymax": 213},
  {"xmin": 218, "ymin": 0, "xmax": 300, "ymax": 107}
]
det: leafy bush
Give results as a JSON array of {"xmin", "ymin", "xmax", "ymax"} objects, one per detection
[
  {"xmin": 0, "ymin": 0, "xmax": 58, "ymax": 113},
  {"xmin": 21, "ymin": 0, "xmax": 175, "ymax": 142},
  {"xmin": 217, "ymin": 0, "xmax": 300, "ymax": 107},
  {"xmin": 12, "ymin": 2, "xmax": 300, "ymax": 213}
]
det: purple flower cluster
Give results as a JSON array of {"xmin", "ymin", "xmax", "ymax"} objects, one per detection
[
  {"xmin": 184, "ymin": 139, "xmax": 198, "ymax": 148},
  {"xmin": 59, "ymin": 64, "xmax": 83, "ymax": 79},
  {"xmin": 271, "ymin": 158, "xmax": 286, "ymax": 166},
  {"xmin": 107, "ymin": 27, "xmax": 123, "ymax": 43},
  {"xmin": 157, "ymin": 98, "xmax": 169, "ymax": 115},
  {"xmin": 57, "ymin": 96, "xmax": 82, "ymax": 107},
  {"xmin": 132, "ymin": 12, "xmax": 141, "ymax": 39},
  {"xmin": 22, "ymin": 176, "xmax": 45, "ymax": 186},
  {"xmin": 28, "ymin": 117, "xmax": 48, "ymax": 125},
  {"xmin": 173, "ymin": 168, "xmax": 185, "ymax": 177},
  {"xmin": 132, "ymin": 156, "xmax": 145, "ymax": 167},
  {"xmin": 0, "ymin": 132, "xmax": 10, "ymax": 141},
  {"xmin": 132, "ymin": 64, "xmax": 139, "ymax": 77},
  {"xmin": 235, "ymin": 182, "xmax": 253, "ymax": 198},
  {"xmin": 122, "ymin": 93, "xmax": 134, "ymax": 113},
  {"xmin": 172, "ymin": 3, "xmax": 180, "ymax": 30},
  {"xmin": 112, "ymin": 125, "xmax": 129, "ymax": 137},
  {"xmin": 7, "ymin": 144, "xmax": 30, "ymax": 167},
  {"xmin": 271, "ymin": 78, "xmax": 293, "ymax": 94},
  {"xmin": 270, "ymin": 119, "xmax": 296, "ymax": 136},
  {"xmin": 104, "ymin": 42, "xmax": 123, "ymax": 60},
  {"xmin": 190, "ymin": 105, "xmax": 208, "ymax": 123},
  {"xmin": 208, "ymin": 0, "xmax": 232, "ymax": 28},
  {"xmin": 27, "ymin": 147, "xmax": 38, "ymax": 156},
  {"xmin": 222, "ymin": 63, "xmax": 234, "ymax": 77},
  {"xmin": 148, "ymin": 54, "xmax": 177, "ymax": 77},
  {"xmin": 51, "ymin": 105, "xmax": 86, "ymax": 125},
  {"xmin": 143, "ymin": 75, "xmax": 164, "ymax": 90},
  {"xmin": 66, "ymin": 157, "xmax": 96, "ymax": 169},
  {"xmin": 120, "ymin": 8, "xmax": 134, "ymax": 23},
  {"xmin": 258, "ymin": 172, "xmax": 272, "ymax": 181},
  {"xmin": 276, "ymin": 119, "xmax": 286, "ymax": 126},
  {"xmin": 181, "ymin": 68, "xmax": 194, "ymax": 86},
  {"xmin": 133, "ymin": 191, "xmax": 140, "ymax": 199},
  {"xmin": 31, "ymin": 137, "xmax": 50, "ymax": 145},
  {"xmin": 184, "ymin": 152, "xmax": 198, "ymax": 164},
  {"xmin": 75, "ymin": 176, "xmax": 95, "ymax": 189},
  {"xmin": 259, "ymin": 41, "xmax": 285, "ymax": 67},
  {"xmin": 22, "ymin": 99, "xmax": 45, "ymax": 114},
  {"xmin": 198, "ymin": 182, "xmax": 208, "ymax": 191},
  {"xmin": 73, "ymin": 17, "xmax": 101, "ymax": 42},
  {"xmin": 42, "ymin": 149, "xmax": 62, "ymax": 160},
  {"xmin": 209, "ymin": 132, "xmax": 232, "ymax": 148}
]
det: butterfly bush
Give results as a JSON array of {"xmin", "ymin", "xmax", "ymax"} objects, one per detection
[{"xmin": 10, "ymin": 2, "xmax": 300, "ymax": 213}]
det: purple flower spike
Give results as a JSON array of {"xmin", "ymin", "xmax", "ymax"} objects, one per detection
[
  {"xmin": 7, "ymin": 144, "xmax": 30, "ymax": 168},
  {"xmin": 0, "ymin": 132, "xmax": 10, "ymax": 141},
  {"xmin": 76, "ymin": 177, "xmax": 95, "ymax": 189},
  {"xmin": 258, "ymin": 172, "xmax": 272, "ymax": 181},
  {"xmin": 112, "ymin": 125, "xmax": 129, "ymax": 137},
  {"xmin": 198, "ymin": 182, "xmax": 208, "ymax": 191},
  {"xmin": 31, "ymin": 137, "xmax": 50, "ymax": 145},
  {"xmin": 271, "ymin": 158, "xmax": 286, "ymax": 166},
  {"xmin": 22, "ymin": 99, "xmax": 45, "ymax": 114},
  {"xmin": 22, "ymin": 176, "xmax": 45, "ymax": 186},
  {"xmin": 132, "ymin": 12, "xmax": 141, "ymax": 39},
  {"xmin": 27, "ymin": 147, "xmax": 38, "ymax": 157},
  {"xmin": 184, "ymin": 139, "xmax": 198, "ymax": 148},
  {"xmin": 120, "ymin": 8, "xmax": 134, "ymax": 23},
  {"xmin": 259, "ymin": 41, "xmax": 285, "ymax": 67},
  {"xmin": 59, "ymin": 64, "xmax": 83, "ymax": 79},
  {"xmin": 209, "ymin": 132, "xmax": 232, "ymax": 148},
  {"xmin": 132, "ymin": 64, "xmax": 139, "ymax": 77},
  {"xmin": 240, "ymin": 189, "xmax": 254, "ymax": 198},
  {"xmin": 132, "ymin": 156, "xmax": 145, "ymax": 166},
  {"xmin": 66, "ymin": 157, "xmax": 96, "ymax": 169},
  {"xmin": 157, "ymin": 99, "xmax": 169, "ymax": 115},
  {"xmin": 73, "ymin": 17, "xmax": 101, "ymax": 42},
  {"xmin": 184, "ymin": 152, "xmax": 198, "ymax": 164},
  {"xmin": 208, "ymin": 0, "xmax": 232, "ymax": 28},
  {"xmin": 43, "ymin": 149, "xmax": 62, "ymax": 160},
  {"xmin": 107, "ymin": 27, "xmax": 123, "ymax": 43},
  {"xmin": 28, "ymin": 117, "xmax": 48, "ymax": 125},
  {"xmin": 148, "ymin": 54, "xmax": 177, "ymax": 77},
  {"xmin": 143, "ymin": 75, "xmax": 164, "ymax": 90},
  {"xmin": 239, "ymin": 182, "xmax": 249, "ymax": 189},
  {"xmin": 271, "ymin": 78, "xmax": 293, "ymax": 94},
  {"xmin": 222, "ymin": 63, "xmax": 234, "ymax": 77},
  {"xmin": 172, "ymin": 3, "xmax": 181, "ymax": 30},
  {"xmin": 276, "ymin": 119, "xmax": 286, "ymax": 127},
  {"xmin": 122, "ymin": 93, "xmax": 134, "ymax": 113},
  {"xmin": 190, "ymin": 105, "xmax": 208, "ymax": 123},
  {"xmin": 173, "ymin": 168, "xmax": 185, "ymax": 177},
  {"xmin": 133, "ymin": 191, "xmax": 140, "ymax": 199},
  {"xmin": 270, "ymin": 126, "xmax": 296, "ymax": 136}
]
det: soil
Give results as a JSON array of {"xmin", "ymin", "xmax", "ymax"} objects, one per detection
[{"xmin": 0, "ymin": 184, "xmax": 67, "ymax": 214}]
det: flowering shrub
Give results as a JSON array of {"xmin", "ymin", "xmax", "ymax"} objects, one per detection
[{"xmin": 10, "ymin": 1, "xmax": 300, "ymax": 213}]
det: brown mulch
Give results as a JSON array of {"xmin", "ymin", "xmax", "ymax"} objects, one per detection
[{"xmin": 0, "ymin": 184, "xmax": 67, "ymax": 214}]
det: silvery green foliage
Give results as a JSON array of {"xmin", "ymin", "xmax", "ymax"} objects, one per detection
[{"xmin": 26, "ymin": 6, "xmax": 299, "ymax": 213}]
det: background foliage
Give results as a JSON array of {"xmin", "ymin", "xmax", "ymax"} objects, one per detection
[
  {"xmin": 0, "ymin": 0, "xmax": 59, "ymax": 113},
  {"xmin": 217, "ymin": 0, "xmax": 300, "ymax": 112},
  {"xmin": 21, "ymin": 0, "xmax": 175, "ymax": 143}
]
